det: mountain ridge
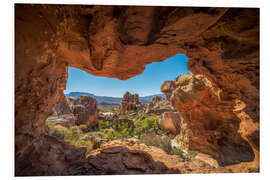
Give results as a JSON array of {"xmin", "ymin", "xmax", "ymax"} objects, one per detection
[{"xmin": 65, "ymin": 92, "xmax": 166, "ymax": 104}]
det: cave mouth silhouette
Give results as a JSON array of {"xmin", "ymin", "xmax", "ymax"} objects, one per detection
[
  {"xmin": 64, "ymin": 54, "xmax": 190, "ymax": 98},
  {"xmin": 45, "ymin": 53, "xmax": 191, "ymax": 160}
]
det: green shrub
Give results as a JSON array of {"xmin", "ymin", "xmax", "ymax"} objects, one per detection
[
  {"xmin": 134, "ymin": 114, "xmax": 158, "ymax": 136},
  {"xmin": 139, "ymin": 134, "xmax": 173, "ymax": 154},
  {"xmin": 186, "ymin": 150, "xmax": 197, "ymax": 160},
  {"xmin": 79, "ymin": 124, "xmax": 89, "ymax": 133},
  {"xmin": 47, "ymin": 124, "xmax": 68, "ymax": 139},
  {"xmin": 64, "ymin": 126, "xmax": 82, "ymax": 141},
  {"xmin": 98, "ymin": 120, "xmax": 111, "ymax": 130},
  {"xmin": 66, "ymin": 139, "xmax": 94, "ymax": 153},
  {"xmin": 139, "ymin": 133, "xmax": 193, "ymax": 160}
]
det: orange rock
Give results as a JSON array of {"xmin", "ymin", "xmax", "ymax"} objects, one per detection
[
  {"xmin": 161, "ymin": 74, "xmax": 258, "ymax": 168},
  {"xmin": 15, "ymin": 5, "xmax": 259, "ymax": 175}
]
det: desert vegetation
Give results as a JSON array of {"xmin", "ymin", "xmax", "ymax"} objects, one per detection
[{"xmin": 46, "ymin": 94, "xmax": 197, "ymax": 161}]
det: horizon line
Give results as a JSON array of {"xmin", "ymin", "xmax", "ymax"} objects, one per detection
[{"xmin": 64, "ymin": 91, "xmax": 165, "ymax": 98}]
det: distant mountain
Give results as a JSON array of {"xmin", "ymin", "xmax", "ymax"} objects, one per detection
[{"xmin": 65, "ymin": 92, "xmax": 166, "ymax": 104}]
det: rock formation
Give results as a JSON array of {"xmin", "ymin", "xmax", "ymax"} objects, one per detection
[
  {"xmin": 52, "ymin": 98, "xmax": 72, "ymax": 115},
  {"xmin": 120, "ymin": 92, "xmax": 141, "ymax": 115},
  {"xmin": 158, "ymin": 112, "xmax": 181, "ymax": 135},
  {"xmin": 72, "ymin": 96, "xmax": 99, "ymax": 127},
  {"xmin": 144, "ymin": 95, "xmax": 175, "ymax": 115},
  {"xmin": 87, "ymin": 146, "xmax": 179, "ymax": 174},
  {"xmin": 46, "ymin": 96, "xmax": 99, "ymax": 128},
  {"xmin": 15, "ymin": 4, "xmax": 259, "ymax": 175},
  {"xmin": 161, "ymin": 74, "xmax": 258, "ymax": 167}
]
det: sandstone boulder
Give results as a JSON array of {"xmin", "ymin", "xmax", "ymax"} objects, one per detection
[
  {"xmin": 52, "ymin": 98, "xmax": 72, "ymax": 115},
  {"xmin": 161, "ymin": 74, "xmax": 257, "ymax": 166},
  {"xmin": 158, "ymin": 112, "xmax": 181, "ymax": 135},
  {"xmin": 72, "ymin": 96, "xmax": 99, "ymax": 128},
  {"xmin": 144, "ymin": 95, "xmax": 175, "ymax": 115},
  {"xmin": 46, "ymin": 96, "xmax": 99, "ymax": 128},
  {"xmin": 46, "ymin": 114, "xmax": 76, "ymax": 128},
  {"xmin": 87, "ymin": 146, "xmax": 179, "ymax": 174},
  {"xmin": 47, "ymin": 98, "xmax": 76, "ymax": 128}
]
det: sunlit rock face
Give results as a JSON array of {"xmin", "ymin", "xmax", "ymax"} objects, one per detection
[
  {"xmin": 144, "ymin": 95, "xmax": 176, "ymax": 115},
  {"xmin": 15, "ymin": 4, "xmax": 259, "ymax": 175},
  {"xmin": 48, "ymin": 96, "xmax": 99, "ymax": 128},
  {"xmin": 120, "ymin": 92, "xmax": 140, "ymax": 115},
  {"xmin": 161, "ymin": 74, "xmax": 258, "ymax": 166},
  {"xmin": 158, "ymin": 112, "xmax": 181, "ymax": 135},
  {"xmin": 72, "ymin": 96, "xmax": 99, "ymax": 127}
]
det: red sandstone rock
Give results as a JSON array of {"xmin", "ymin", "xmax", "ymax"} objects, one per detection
[
  {"xmin": 144, "ymin": 95, "xmax": 175, "ymax": 115},
  {"xmin": 71, "ymin": 96, "xmax": 99, "ymax": 128},
  {"xmin": 158, "ymin": 112, "xmax": 181, "ymax": 135},
  {"xmin": 88, "ymin": 146, "xmax": 179, "ymax": 174},
  {"xmin": 46, "ymin": 96, "xmax": 99, "ymax": 128},
  {"xmin": 15, "ymin": 5, "xmax": 259, "ymax": 175},
  {"xmin": 161, "ymin": 74, "xmax": 258, "ymax": 166},
  {"xmin": 120, "ymin": 92, "xmax": 140, "ymax": 115}
]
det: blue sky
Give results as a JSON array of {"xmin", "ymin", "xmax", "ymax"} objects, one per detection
[{"xmin": 64, "ymin": 54, "xmax": 190, "ymax": 97}]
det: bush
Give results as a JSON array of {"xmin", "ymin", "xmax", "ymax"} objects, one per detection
[
  {"xmin": 48, "ymin": 124, "xmax": 68, "ymax": 139},
  {"xmin": 66, "ymin": 139, "xmax": 94, "ymax": 154},
  {"xmin": 134, "ymin": 114, "xmax": 159, "ymax": 136},
  {"xmin": 79, "ymin": 124, "xmax": 89, "ymax": 133},
  {"xmin": 139, "ymin": 134, "xmax": 173, "ymax": 154},
  {"xmin": 186, "ymin": 150, "xmax": 197, "ymax": 160},
  {"xmin": 98, "ymin": 119, "xmax": 111, "ymax": 130},
  {"xmin": 64, "ymin": 126, "xmax": 82, "ymax": 141},
  {"xmin": 138, "ymin": 133, "xmax": 195, "ymax": 160}
]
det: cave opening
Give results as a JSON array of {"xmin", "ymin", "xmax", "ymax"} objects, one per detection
[
  {"xmin": 45, "ymin": 54, "xmax": 190, "ymax": 158},
  {"xmin": 15, "ymin": 4, "xmax": 259, "ymax": 176}
]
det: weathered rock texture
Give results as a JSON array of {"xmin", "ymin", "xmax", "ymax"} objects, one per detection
[
  {"xmin": 15, "ymin": 4, "xmax": 259, "ymax": 175},
  {"xmin": 161, "ymin": 74, "xmax": 259, "ymax": 167},
  {"xmin": 158, "ymin": 112, "xmax": 181, "ymax": 135},
  {"xmin": 144, "ymin": 95, "xmax": 176, "ymax": 115},
  {"xmin": 47, "ymin": 96, "xmax": 99, "ymax": 128},
  {"xmin": 72, "ymin": 96, "xmax": 99, "ymax": 127},
  {"xmin": 88, "ymin": 146, "xmax": 179, "ymax": 174},
  {"xmin": 120, "ymin": 92, "xmax": 140, "ymax": 115},
  {"xmin": 52, "ymin": 98, "xmax": 72, "ymax": 115}
]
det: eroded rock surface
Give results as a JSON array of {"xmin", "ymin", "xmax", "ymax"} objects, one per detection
[
  {"xmin": 144, "ymin": 95, "xmax": 176, "ymax": 115},
  {"xmin": 72, "ymin": 96, "xmax": 99, "ymax": 127},
  {"xmin": 158, "ymin": 112, "xmax": 181, "ymax": 135},
  {"xmin": 120, "ymin": 92, "xmax": 141, "ymax": 115},
  {"xmin": 88, "ymin": 146, "xmax": 179, "ymax": 174},
  {"xmin": 46, "ymin": 96, "xmax": 99, "ymax": 128},
  {"xmin": 161, "ymin": 74, "xmax": 258, "ymax": 167},
  {"xmin": 15, "ymin": 4, "xmax": 259, "ymax": 175}
]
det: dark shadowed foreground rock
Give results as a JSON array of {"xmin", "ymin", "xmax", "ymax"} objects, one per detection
[
  {"xmin": 158, "ymin": 112, "xmax": 181, "ymax": 135},
  {"xmin": 161, "ymin": 74, "xmax": 258, "ymax": 167},
  {"xmin": 88, "ymin": 146, "xmax": 180, "ymax": 175},
  {"xmin": 15, "ymin": 137, "xmax": 179, "ymax": 176}
]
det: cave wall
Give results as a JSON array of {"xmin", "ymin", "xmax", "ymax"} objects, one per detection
[{"xmin": 15, "ymin": 4, "xmax": 259, "ymax": 175}]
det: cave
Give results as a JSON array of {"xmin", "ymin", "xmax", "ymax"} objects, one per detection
[{"xmin": 15, "ymin": 4, "xmax": 259, "ymax": 176}]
